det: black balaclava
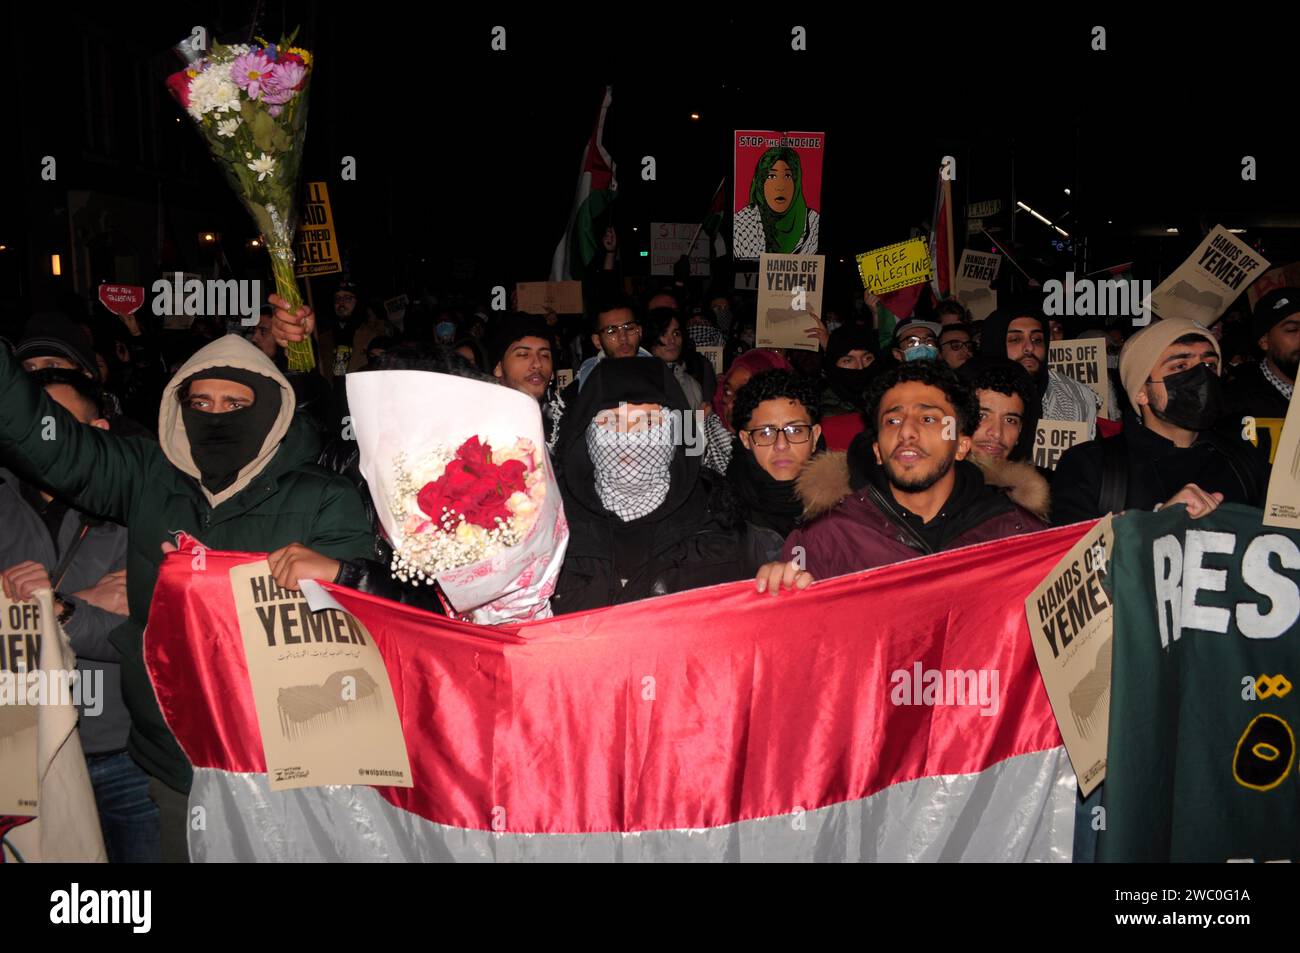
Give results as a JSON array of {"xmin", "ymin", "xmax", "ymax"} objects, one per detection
[
  {"xmin": 180, "ymin": 366, "xmax": 282, "ymax": 493},
  {"xmin": 824, "ymin": 324, "xmax": 884, "ymax": 410}
]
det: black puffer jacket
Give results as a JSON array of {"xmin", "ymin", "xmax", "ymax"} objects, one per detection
[
  {"xmin": 1051, "ymin": 411, "xmax": 1268, "ymax": 526},
  {"xmin": 550, "ymin": 358, "xmax": 749, "ymax": 614}
]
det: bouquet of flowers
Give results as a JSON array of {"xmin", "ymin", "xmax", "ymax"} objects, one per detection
[
  {"xmin": 165, "ymin": 31, "xmax": 316, "ymax": 371},
  {"xmin": 347, "ymin": 372, "xmax": 569, "ymax": 625},
  {"xmin": 389, "ymin": 436, "xmax": 546, "ymax": 582}
]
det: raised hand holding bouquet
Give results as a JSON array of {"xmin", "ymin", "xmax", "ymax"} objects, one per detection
[
  {"xmin": 165, "ymin": 31, "xmax": 316, "ymax": 371},
  {"xmin": 347, "ymin": 372, "xmax": 569, "ymax": 625}
]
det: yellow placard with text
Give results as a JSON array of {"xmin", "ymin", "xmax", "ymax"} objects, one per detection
[
  {"xmin": 294, "ymin": 181, "xmax": 342, "ymax": 277},
  {"xmin": 856, "ymin": 239, "xmax": 933, "ymax": 296}
]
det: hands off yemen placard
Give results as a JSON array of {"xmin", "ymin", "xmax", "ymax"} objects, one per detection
[
  {"xmin": 954, "ymin": 250, "xmax": 1001, "ymax": 322},
  {"xmin": 229, "ymin": 561, "xmax": 412, "ymax": 792},
  {"xmin": 1025, "ymin": 516, "xmax": 1114, "ymax": 797},
  {"xmin": 1033, "ymin": 419, "xmax": 1090, "ymax": 471},
  {"xmin": 0, "ymin": 593, "xmax": 41, "ymax": 815},
  {"xmin": 1148, "ymin": 225, "xmax": 1270, "ymax": 324},
  {"xmin": 757, "ymin": 253, "xmax": 824, "ymax": 351}
]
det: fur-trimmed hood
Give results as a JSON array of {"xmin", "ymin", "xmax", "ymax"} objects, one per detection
[{"xmin": 795, "ymin": 449, "xmax": 1050, "ymax": 523}]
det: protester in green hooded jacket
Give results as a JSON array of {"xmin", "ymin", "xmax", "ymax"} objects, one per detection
[{"xmin": 0, "ymin": 331, "xmax": 372, "ymax": 861}]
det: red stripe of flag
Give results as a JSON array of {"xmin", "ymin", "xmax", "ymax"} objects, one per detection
[{"xmin": 148, "ymin": 523, "xmax": 1092, "ymax": 834}]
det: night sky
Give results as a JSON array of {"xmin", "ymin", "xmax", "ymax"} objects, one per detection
[{"xmin": 6, "ymin": 6, "xmax": 1300, "ymax": 312}]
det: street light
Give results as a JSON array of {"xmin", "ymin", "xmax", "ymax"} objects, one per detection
[
  {"xmin": 51, "ymin": 254, "xmax": 61, "ymax": 276},
  {"xmin": 1016, "ymin": 201, "xmax": 1070, "ymax": 238}
]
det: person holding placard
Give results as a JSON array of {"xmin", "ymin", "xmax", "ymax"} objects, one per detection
[{"xmin": 1051, "ymin": 318, "xmax": 1268, "ymax": 526}]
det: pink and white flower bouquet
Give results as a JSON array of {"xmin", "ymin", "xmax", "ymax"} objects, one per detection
[{"xmin": 165, "ymin": 31, "xmax": 316, "ymax": 371}]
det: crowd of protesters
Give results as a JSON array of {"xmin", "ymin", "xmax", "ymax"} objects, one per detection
[{"xmin": 1, "ymin": 224, "xmax": 1297, "ymax": 862}]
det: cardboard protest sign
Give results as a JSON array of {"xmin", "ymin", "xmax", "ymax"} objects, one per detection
[
  {"xmin": 955, "ymin": 250, "xmax": 1000, "ymax": 289},
  {"xmin": 697, "ymin": 345, "xmax": 724, "ymax": 376},
  {"xmin": 0, "ymin": 593, "xmax": 41, "ymax": 816},
  {"xmin": 1263, "ymin": 395, "xmax": 1300, "ymax": 530},
  {"xmin": 294, "ymin": 181, "xmax": 342, "ymax": 277},
  {"xmin": 554, "ymin": 368, "xmax": 574, "ymax": 392},
  {"xmin": 1049, "ymin": 339, "xmax": 1109, "ymax": 420},
  {"xmin": 384, "ymin": 294, "xmax": 408, "ymax": 325},
  {"xmin": 1025, "ymin": 516, "xmax": 1113, "ymax": 797},
  {"xmin": 1246, "ymin": 261, "xmax": 1300, "ymax": 309},
  {"xmin": 756, "ymin": 253, "xmax": 824, "ymax": 351},
  {"xmin": 733, "ymin": 131, "xmax": 825, "ymax": 260},
  {"xmin": 1034, "ymin": 419, "xmax": 1090, "ymax": 471},
  {"xmin": 1148, "ymin": 225, "xmax": 1270, "ymax": 324},
  {"xmin": 651, "ymin": 223, "xmax": 710, "ymax": 277},
  {"xmin": 856, "ymin": 239, "xmax": 933, "ymax": 296},
  {"xmin": 229, "ymin": 561, "xmax": 412, "ymax": 792},
  {"xmin": 735, "ymin": 271, "xmax": 759, "ymax": 292},
  {"xmin": 97, "ymin": 284, "xmax": 145, "ymax": 317},
  {"xmin": 517, "ymin": 281, "xmax": 584, "ymax": 316},
  {"xmin": 0, "ymin": 590, "xmax": 104, "ymax": 860},
  {"xmin": 954, "ymin": 250, "xmax": 1001, "ymax": 322}
]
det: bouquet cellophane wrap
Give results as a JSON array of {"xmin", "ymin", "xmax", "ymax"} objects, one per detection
[{"xmin": 347, "ymin": 371, "xmax": 568, "ymax": 625}]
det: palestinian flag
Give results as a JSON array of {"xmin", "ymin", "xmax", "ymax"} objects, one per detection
[
  {"xmin": 550, "ymin": 86, "xmax": 618, "ymax": 282},
  {"xmin": 930, "ymin": 166, "xmax": 955, "ymax": 300},
  {"xmin": 147, "ymin": 525, "xmax": 1090, "ymax": 862},
  {"xmin": 702, "ymin": 177, "xmax": 728, "ymax": 258}
]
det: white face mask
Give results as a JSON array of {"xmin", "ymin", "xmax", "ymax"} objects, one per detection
[{"xmin": 586, "ymin": 417, "xmax": 677, "ymax": 521}]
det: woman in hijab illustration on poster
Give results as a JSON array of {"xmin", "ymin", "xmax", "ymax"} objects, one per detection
[{"xmin": 734, "ymin": 146, "xmax": 820, "ymax": 259}]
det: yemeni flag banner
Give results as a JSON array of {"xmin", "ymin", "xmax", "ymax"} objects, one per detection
[
  {"xmin": 146, "ymin": 526, "xmax": 1092, "ymax": 862},
  {"xmin": 1099, "ymin": 504, "xmax": 1300, "ymax": 862},
  {"xmin": 549, "ymin": 86, "xmax": 617, "ymax": 282}
]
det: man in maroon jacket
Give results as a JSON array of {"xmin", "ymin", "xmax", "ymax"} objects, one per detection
[{"xmin": 755, "ymin": 361, "xmax": 1048, "ymax": 594}]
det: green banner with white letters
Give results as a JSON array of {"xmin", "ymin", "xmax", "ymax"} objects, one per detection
[{"xmin": 1098, "ymin": 504, "xmax": 1300, "ymax": 862}]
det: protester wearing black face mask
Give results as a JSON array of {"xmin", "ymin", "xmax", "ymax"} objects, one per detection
[
  {"xmin": 1052, "ymin": 318, "xmax": 1267, "ymax": 526},
  {"xmin": 0, "ymin": 332, "xmax": 373, "ymax": 862},
  {"xmin": 820, "ymin": 324, "xmax": 893, "ymax": 417}
]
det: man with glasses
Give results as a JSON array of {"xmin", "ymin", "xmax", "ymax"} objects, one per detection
[
  {"xmin": 729, "ymin": 370, "xmax": 823, "ymax": 564},
  {"xmin": 572, "ymin": 296, "xmax": 654, "ymax": 393},
  {"xmin": 891, "ymin": 319, "xmax": 941, "ymax": 363},
  {"xmin": 939, "ymin": 324, "xmax": 975, "ymax": 370}
]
